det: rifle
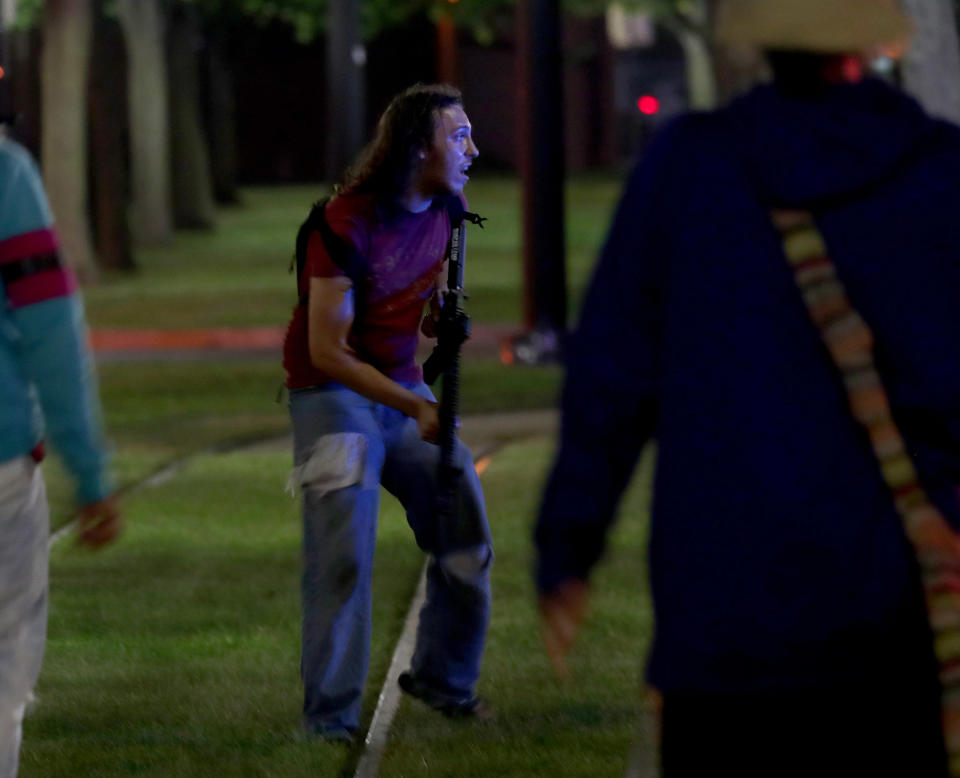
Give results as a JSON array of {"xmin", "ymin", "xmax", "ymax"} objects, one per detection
[{"xmin": 423, "ymin": 207, "xmax": 485, "ymax": 540}]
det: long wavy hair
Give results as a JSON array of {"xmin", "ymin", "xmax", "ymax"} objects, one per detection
[{"xmin": 338, "ymin": 83, "xmax": 463, "ymax": 200}]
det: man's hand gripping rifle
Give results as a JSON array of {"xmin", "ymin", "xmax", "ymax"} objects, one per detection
[{"xmin": 423, "ymin": 206, "xmax": 486, "ymax": 530}]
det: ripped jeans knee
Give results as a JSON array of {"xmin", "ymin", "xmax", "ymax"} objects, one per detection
[
  {"xmin": 288, "ymin": 432, "xmax": 369, "ymax": 497},
  {"xmin": 437, "ymin": 544, "xmax": 493, "ymax": 589}
]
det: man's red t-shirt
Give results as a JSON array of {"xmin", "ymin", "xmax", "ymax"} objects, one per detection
[{"xmin": 283, "ymin": 192, "xmax": 453, "ymax": 388}]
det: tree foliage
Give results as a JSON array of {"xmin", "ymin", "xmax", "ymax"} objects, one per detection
[
  {"xmin": 9, "ymin": 0, "xmax": 44, "ymax": 27},
  {"xmin": 188, "ymin": 0, "xmax": 701, "ymax": 45},
  {"xmin": 13, "ymin": 0, "xmax": 702, "ymax": 43}
]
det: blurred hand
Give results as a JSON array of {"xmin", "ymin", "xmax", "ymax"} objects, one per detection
[
  {"xmin": 538, "ymin": 578, "xmax": 590, "ymax": 680},
  {"xmin": 416, "ymin": 400, "xmax": 441, "ymax": 444},
  {"xmin": 75, "ymin": 495, "xmax": 122, "ymax": 549}
]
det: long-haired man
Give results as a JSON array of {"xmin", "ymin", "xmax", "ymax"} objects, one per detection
[{"xmin": 282, "ymin": 84, "xmax": 492, "ymax": 742}]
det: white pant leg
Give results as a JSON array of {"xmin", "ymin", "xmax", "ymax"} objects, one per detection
[{"xmin": 0, "ymin": 458, "xmax": 49, "ymax": 778}]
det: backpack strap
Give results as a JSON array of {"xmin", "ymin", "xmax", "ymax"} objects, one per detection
[{"xmin": 293, "ymin": 198, "xmax": 368, "ymax": 328}]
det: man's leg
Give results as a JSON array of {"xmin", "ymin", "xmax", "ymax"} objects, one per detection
[
  {"xmin": 290, "ymin": 387, "xmax": 385, "ymax": 738},
  {"xmin": 0, "ymin": 458, "xmax": 49, "ymax": 778},
  {"xmin": 380, "ymin": 384, "xmax": 492, "ymax": 709}
]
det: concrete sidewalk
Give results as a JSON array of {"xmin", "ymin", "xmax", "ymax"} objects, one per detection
[{"xmin": 90, "ymin": 323, "xmax": 520, "ymax": 363}]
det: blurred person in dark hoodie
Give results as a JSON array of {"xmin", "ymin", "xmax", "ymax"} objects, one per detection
[{"xmin": 535, "ymin": 1, "xmax": 960, "ymax": 775}]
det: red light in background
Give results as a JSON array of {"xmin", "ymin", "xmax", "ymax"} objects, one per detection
[
  {"xmin": 842, "ymin": 57, "xmax": 863, "ymax": 83},
  {"xmin": 637, "ymin": 95, "xmax": 660, "ymax": 115},
  {"xmin": 0, "ymin": 66, "xmax": 5, "ymax": 80}
]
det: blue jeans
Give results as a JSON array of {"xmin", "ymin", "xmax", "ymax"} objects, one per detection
[{"xmin": 289, "ymin": 382, "xmax": 492, "ymax": 736}]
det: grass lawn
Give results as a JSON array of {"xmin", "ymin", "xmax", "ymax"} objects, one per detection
[
  {"xmin": 40, "ymin": 359, "xmax": 292, "ymax": 530},
  {"xmin": 24, "ymin": 450, "xmax": 422, "ymax": 778},
  {"xmin": 380, "ymin": 440, "xmax": 656, "ymax": 778},
  {"xmin": 23, "ymin": 438, "xmax": 655, "ymax": 778}
]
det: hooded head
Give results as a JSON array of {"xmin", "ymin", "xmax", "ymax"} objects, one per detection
[{"xmin": 715, "ymin": 0, "xmax": 912, "ymax": 55}]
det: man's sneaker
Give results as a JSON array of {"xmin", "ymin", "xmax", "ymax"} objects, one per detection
[{"xmin": 398, "ymin": 671, "xmax": 496, "ymax": 721}]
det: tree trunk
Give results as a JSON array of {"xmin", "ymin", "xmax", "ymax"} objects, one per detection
[
  {"xmin": 203, "ymin": 29, "xmax": 240, "ymax": 205},
  {"xmin": 168, "ymin": 4, "xmax": 216, "ymax": 229},
  {"xmin": 8, "ymin": 27, "xmax": 42, "ymax": 156},
  {"xmin": 669, "ymin": 0, "xmax": 718, "ymax": 111},
  {"xmin": 436, "ymin": 14, "xmax": 458, "ymax": 85},
  {"xmin": 117, "ymin": 0, "xmax": 172, "ymax": 244},
  {"xmin": 516, "ymin": 0, "xmax": 567, "ymax": 340},
  {"xmin": 0, "ymin": 18, "xmax": 12, "ymax": 122},
  {"xmin": 900, "ymin": 0, "xmax": 960, "ymax": 125},
  {"xmin": 41, "ymin": 0, "xmax": 97, "ymax": 279},
  {"xmin": 326, "ymin": 0, "xmax": 365, "ymax": 181},
  {"xmin": 1, "ymin": 0, "xmax": 16, "ymax": 28},
  {"xmin": 89, "ymin": 0, "xmax": 135, "ymax": 271}
]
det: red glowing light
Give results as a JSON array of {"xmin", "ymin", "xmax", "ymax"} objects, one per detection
[
  {"xmin": 842, "ymin": 57, "xmax": 863, "ymax": 83},
  {"xmin": 0, "ymin": 66, "xmax": 5, "ymax": 80},
  {"xmin": 637, "ymin": 95, "xmax": 660, "ymax": 115}
]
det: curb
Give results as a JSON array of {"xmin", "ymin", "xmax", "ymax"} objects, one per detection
[{"xmin": 88, "ymin": 324, "xmax": 523, "ymax": 362}]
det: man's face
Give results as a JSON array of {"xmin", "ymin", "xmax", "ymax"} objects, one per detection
[{"xmin": 416, "ymin": 105, "xmax": 479, "ymax": 198}]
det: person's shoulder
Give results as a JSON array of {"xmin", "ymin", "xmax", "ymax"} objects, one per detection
[
  {"xmin": 0, "ymin": 135, "xmax": 44, "ymax": 195},
  {"xmin": 325, "ymin": 191, "xmax": 376, "ymax": 252},
  {"xmin": 921, "ymin": 114, "xmax": 960, "ymax": 155},
  {"xmin": 448, "ymin": 192, "xmax": 469, "ymax": 212},
  {"xmin": 0, "ymin": 135, "xmax": 53, "ymax": 241},
  {"xmin": 660, "ymin": 110, "xmax": 718, "ymax": 138},
  {"xmin": 429, "ymin": 193, "xmax": 467, "ymax": 227},
  {"xmin": 623, "ymin": 110, "xmax": 722, "ymax": 189},
  {"xmin": 327, "ymin": 190, "xmax": 375, "ymax": 217},
  {"xmin": 0, "ymin": 135, "xmax": 37, "ymax": 170},
  {"xmin": 863, "ymin": 80, "xmax": 960, "ymax": 170},
  {"xmin": 659, "ymin": 110, "xmax": 731, "ymax": 158},
  {"xmin": 326, "ymin": 190, "xmax": 378, "ymax": 228}
]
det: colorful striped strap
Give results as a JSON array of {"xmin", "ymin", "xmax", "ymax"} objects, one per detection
[{"xmin": 774, "ymin": 209, "xmax": 960, "ymax": 775}]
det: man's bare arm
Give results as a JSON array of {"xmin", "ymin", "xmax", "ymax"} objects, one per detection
[{"xmin": 308, "ymin": 276, "xmax": 440, "ymax": 442}]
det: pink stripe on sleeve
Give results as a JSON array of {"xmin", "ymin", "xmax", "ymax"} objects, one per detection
[
  {"xmin": 0, "ymin": 228, "xmax": 59, "ymax": 263},
  {"xmin": 7, "ymin": 267, "xmax": 78, "ymax": 308}
]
